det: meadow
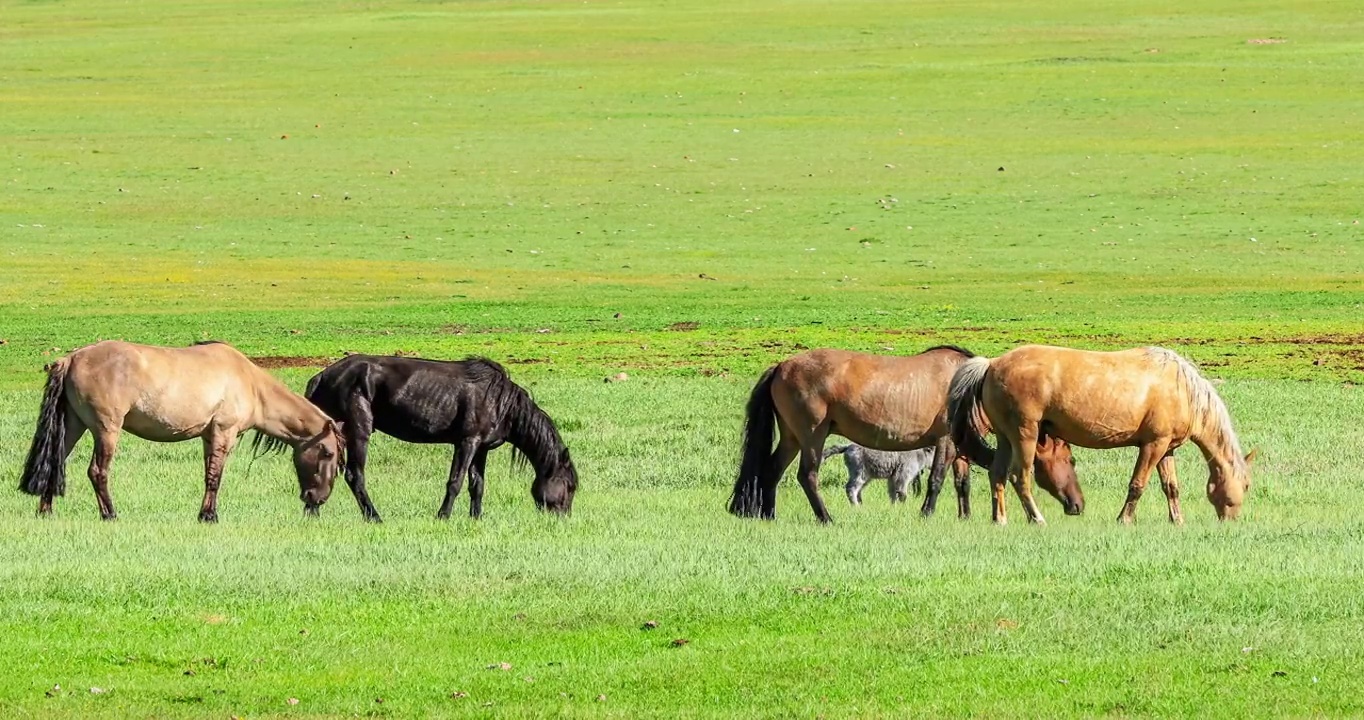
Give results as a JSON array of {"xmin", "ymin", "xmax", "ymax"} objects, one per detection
[{"xmin": 2, "ymin": 0, "xmax": 1364, "ymax": 716}]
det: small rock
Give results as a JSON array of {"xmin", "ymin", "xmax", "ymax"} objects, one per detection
[
  {"xmin": 605, "ymin": 372, "xmax": 629, "ymax": 384},
  {"xmin": 596, "ymin": 694, "xmax": 608, "ymax": 702},
  {"xmin": 45, "ymin": 684, "xmax": 61, "ymax": 697},
  {"xmin": 671, "ymin": 638, "xmax": 690, "ymax": 647},
  {"xmin": 183, "ymin": 670, "xmax": 196, "ymax": 676},
  {"xmin": 299, "ymin": 628, "xmax": 309, "ymax": 635},
  {"xmin": 998, "ymin": 166, "xmax": 1005, "ymax": 172},
  {"xmin": 90, "ymin": 687, "xmax": 107, "ymax": 695},
  {"xmin": 286, "ymin": 697, "xmax": 300, "ymax": 705},
  {"xmin": 641, "ymin": 620, "xmax": 659, "ymax": 630},
  {"xmin": 280, "ymin": 134, "xmax": 288, "ymax": 140},
  {"xmin": 488, "ymin": 662, "xmax": 513, "ymax": 671},
  {"xmin": 450, "ymin": 691, "xmax": 469, "ymax": 699}
]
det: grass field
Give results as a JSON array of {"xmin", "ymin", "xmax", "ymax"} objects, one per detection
[{"xmin": 2, "ymin": 0, "xmax": 1364, "ymax": 716}]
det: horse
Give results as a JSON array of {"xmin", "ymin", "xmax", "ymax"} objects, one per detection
[
  {"xmin": 822, "ymin": 443, "xmax": 953, "ymax": 506},
  {"xmin": 949, "ymin": 344, "xmax": 1256, "ymax": 525},
  {"xmin": 304, "ymin": 354, "xmax": 577, "ymax": 521},
  {"xmin": 18, "ymin": 340, "xmax": 345, "ymax": 522},
  {"xmin": 728, "ymin": 345, "xmax": 1083, "ymax": 523}
]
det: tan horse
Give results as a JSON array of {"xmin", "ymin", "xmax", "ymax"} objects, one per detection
[
  {"xmin": 949, "ymin": 344, "xmax": 1256, "ymax": 525},
  {"xmin": 18, "ymin": 340, "xmax": 345, "ymax": 521},
  {"xmin": 728, "ymin": 345, "xmax": 1084, "ymax": 523}
]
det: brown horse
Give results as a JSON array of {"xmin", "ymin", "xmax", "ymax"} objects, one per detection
[
  {"xmin": 950, "ymin": 344, "xmax": 1256, "ymax": 525},
  {"xmin": 728, "ymin": 345, "xmax": 1084, "ymax": 523},
  {"xmin": 18, "ymin": 340, "xmax": 345, "ymax": 522}
]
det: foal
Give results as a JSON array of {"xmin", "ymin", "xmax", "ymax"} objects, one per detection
[{"xmin": 823, "ymin": 444, "xmax": 941, "ymax": 506}]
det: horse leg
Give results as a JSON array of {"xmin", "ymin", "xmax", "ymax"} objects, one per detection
[
  {"xmin": 87, "ymin": 427, "xmax": 120, "ymax": 521},
  {"xmin": 1157, "ymin": 452, "xmax": 1183, "ymax": 526},
  {"xmin": 920, "ymin": 436, "xmax": 953, "ymax": 517},
  {"xmin": 437, "ymin": 438, "xmax": 478, "ymax": 520},
  {"xmin": 795, "ymin": 440, "xmax": 833, "ymax": 524},
  {"xmin": 760, "ymin": 432, "xmax": 798, "ymax": 520},
  {"xmin": 1007, "ymin": 424, "xmax": 1048, "ymax": 525},
  {"xmin": 888, "ymin": 468, "xmax": 908, "ymax": 504},
  {"xmin": 39, "ymin": 414, "xmax": 87, "ymax": 516},
  {"xmin": 953, "ymin": 454, "xmax": 972, "ymax": 520},
  {"xmin": 342, "ymin": 401, "xmax": 382, "ymax": 522},
  {"xmin": 1117, "ymin": 440, "xmax": 1169, "ymax": 524},
  {"xmin": 198, "ymin": 429, "xmax": 237, "ymax": 523},
  {"xmin": 846, "ymin": 463, "xmax": 866, "ymax": 506},
  {"xmin": 990, "ymin": 441, "xmax": 1011, "ymax": 525},
  {"xmin": 468, "ymin": 448, "xmax": 489, "ymax": 518}
]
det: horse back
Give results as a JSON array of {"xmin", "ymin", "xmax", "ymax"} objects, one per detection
[
  {"xmin": 988, "ymin": 345, "xmax": 1193, "ymax": 445},
  {"xmin": 63, "ymin": 340, "xmax": 262, "ymax": 437},
  {"xmin": 312, "ymin": 354, "xmax": 512, "ymax": 443},
  {"xmin": 773, "ymin": 347, "xmax": 968, "ymax": 450}
]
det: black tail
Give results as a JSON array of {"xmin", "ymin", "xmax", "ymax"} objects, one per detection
[
  {"xmin": 19, "ymin": 358, "xmax": 72, "ymax": 497},
  {"xmin": 822, "ymin": 444, "xmax": 850, "ymax": 460},
  {"xmin": 947, "ymin": 356, "xmax": 996, "ymax": 470},
  {"xmin": 728, "ymin": 365, "xmax": 780, "ymax": 517}
]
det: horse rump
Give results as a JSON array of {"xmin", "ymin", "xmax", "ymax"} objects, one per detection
[
  {"xmin": 947, "ymin": 356, "xmax": 996, "ymax": 469},
  {"xmin": 19, "ymin": 358, "xmax": 73, "ymax": 497},
  {"xmin": 729, "ymin": 365, "xmax": 779, "ymax": 517}
]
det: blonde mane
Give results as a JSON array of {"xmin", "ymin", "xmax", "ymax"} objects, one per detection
[{"xmin": 1143, "ymin": 347, "xmax": 1245, "ymax": 469}]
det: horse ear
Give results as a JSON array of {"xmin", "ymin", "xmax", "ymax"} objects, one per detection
[
  {"xmin": 1245, "ymin": 447, "xmax": 1258, "ymax": 465},
  {"xmin": 559, "ymin": 447, "xmax": 571, "ymax": 465}
]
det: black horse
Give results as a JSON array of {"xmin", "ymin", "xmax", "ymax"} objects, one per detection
[{"xmin": 305, "ymin": 355, "xmax": 577, "ymax": 521}]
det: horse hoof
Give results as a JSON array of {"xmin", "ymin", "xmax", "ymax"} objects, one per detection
[{"xmin": 198, "ymin": 512, "xmax": 218, "ymax": 523}]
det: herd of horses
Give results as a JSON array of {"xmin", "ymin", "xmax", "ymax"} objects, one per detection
[{"xmin": 17, "ymin": 339, "xmax": 1254, "ymax": 525}]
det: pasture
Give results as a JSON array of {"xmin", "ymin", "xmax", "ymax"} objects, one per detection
[{"xmin": 2, "ymin": 0, "xmax": 1363, "ymax": 716}]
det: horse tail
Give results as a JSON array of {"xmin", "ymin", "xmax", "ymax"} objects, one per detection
[
  {"xmin": 948, "ymin": 356, "xmax": 996, "ymax": 469},
  {"xmin": 19, "ymin": 358, "xmax": 72, "ymax": 497},
  {"xmin": 822, "ymin": 444, "xmax": 850, "ymax": 460},
  {"xmin": 729, "ymin": 365, "xmax": 780, "ymax": 517}
]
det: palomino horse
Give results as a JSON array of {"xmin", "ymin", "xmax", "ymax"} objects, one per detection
[
  {"xmin": 305, "ymin": 355, "xmax": 577, "ymax": 521},
  {"xmin": 728, "ymin": 346, "xmax": 1084, "ymax": 523},
  {"xmin": 949, "ymin": 344, "xmax": 1256, "ymax": 525},
  {"xmin": 19, "ymin": 340, "xmax": 345, "ymax": 521}
]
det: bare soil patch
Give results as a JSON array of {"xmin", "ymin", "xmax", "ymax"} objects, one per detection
[{"xmin": 250, "ymin": 356, "xmax": 332, "ymax": 369}]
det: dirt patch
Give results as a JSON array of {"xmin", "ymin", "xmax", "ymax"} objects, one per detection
[
  {"xmin": 505, "ymin": 357, "xmax": 550, "ymax": 365},
  {"xmin": 1247, "ymin": 38, "xmax": 1287, "ymax": 45},
  {"xmin": 667, "ymin": 321, "xmax": 701, "ymax": 331},
  {"xmin": 250, "ymin": 356, "xmax": 332, "ymax": 369},
  {"xmin": 1279, "ymin": 333, "xmax": 1364, "ymax": 346}
]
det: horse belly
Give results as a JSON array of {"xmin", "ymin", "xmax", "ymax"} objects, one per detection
[{"xmin": 121, "ymin": 406, "xmax": 210, "ymax": 442}]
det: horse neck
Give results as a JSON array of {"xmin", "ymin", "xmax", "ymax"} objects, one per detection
[
  {"xmin": 1188, "ymin": 401, "xmax": 1244, "ymax": 479},
  {"xmin": 505, "ymin": 395, "xmax": 563, "ymax": 474},
  {"xmin": 253, "ymin": 374, "xmax": 329, "ymax": 447}
]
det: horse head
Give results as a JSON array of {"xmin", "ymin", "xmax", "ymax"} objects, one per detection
[
  {"xmin": 294, "ymin": 421, "xmax": 345, "ymax": 514},
  {"xmin": 1209, "ymin": 448, "xmax": 1256, "ymax": 520},
  {"xmin": 531, "ymin": 447, "xmax": 577, "ymax": 515},
  {"xmin": 1033, "ymin": 435, "xmax": 1084, "ymax": 515}
]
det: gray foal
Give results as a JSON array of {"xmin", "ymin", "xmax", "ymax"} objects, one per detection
[{"xmin": 822, "ymin": 443, "xmax": 937, "ymax": 506}]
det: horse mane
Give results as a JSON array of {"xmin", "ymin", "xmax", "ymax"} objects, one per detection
[
  {"xmin": 921, "ymin": 344, "xmax": 975, "ymax": 358},
  {"xmin": 250, "ymin": 431, "xmax": 292, "ymax": 457},
  {"xmin": 463, "ymin": 357, "xmax": 572, "ymax": 485},
  {"xmin": 1144, "ymin": 347, "xmax": 1245, "ymax": 466}
]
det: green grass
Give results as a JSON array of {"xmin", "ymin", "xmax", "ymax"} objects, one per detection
[{"xmin": 2, "ymin": 0, "xmax": 1364, "ymax": 715}]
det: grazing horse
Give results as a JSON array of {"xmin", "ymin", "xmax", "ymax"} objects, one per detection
[
  {"xmin": 305, "ymin": 355, "xmax": 577, "ymax": 521},
  {"xmin": 822, "ymin": 444, "xmax": 951, "ymax": 506},
  {"xmin": 728, "ymin": 346, "xmax": 1083, "ymax": 523},
  {"xmin": 19, "ymin": 340, "xmax": 344, "ymax": 521},
  {"xmin": 949, "ymin": 344, "xmax": 1256, "ymax": 525}
]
